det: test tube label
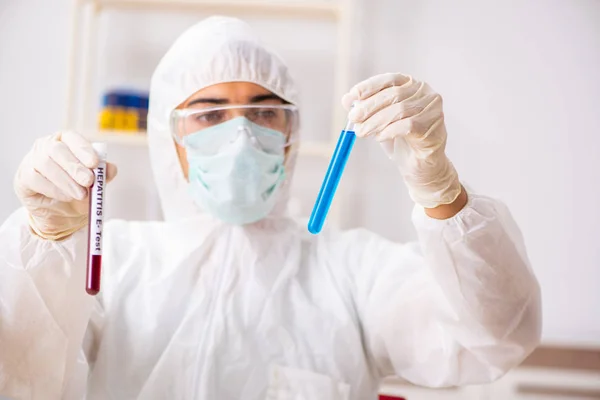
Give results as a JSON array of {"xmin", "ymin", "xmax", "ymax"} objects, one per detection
[{"xmin": 90, "ymin": 161, "xmax": 105, "ymax": 256}]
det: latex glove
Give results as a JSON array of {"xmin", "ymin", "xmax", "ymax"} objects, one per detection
[
  {"xmin": 342, "ymin": 73, "xmax": 461, "ymax": 208},
  {"xmin": 14, "ymin": 132, "xmax": 117, "ymax": 241}
]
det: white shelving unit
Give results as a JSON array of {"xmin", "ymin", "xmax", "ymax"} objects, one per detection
[
  {"xmin": 84, "ymin": 131, "xmax": 148, "ymax": 146},
  {"xmin": 66, "ymin": 0, "xmax": 356, "ymax": 225},
  {"xmin": 380, "ymin": 367, "xmax": 600, "ymax": 400}
]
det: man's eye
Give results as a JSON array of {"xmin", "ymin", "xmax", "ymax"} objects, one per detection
[
  {"xmin": 250, "ymin": 109, "xmax": 278, "ymax": 121},
  {"xmin": 195, "ymin": 111, "xmax": 225, "ymax": 124}
]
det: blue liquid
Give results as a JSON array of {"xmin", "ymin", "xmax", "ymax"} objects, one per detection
[{"xmin": 308, "ymin": 129, "xmax": 356, "ymax": 234}]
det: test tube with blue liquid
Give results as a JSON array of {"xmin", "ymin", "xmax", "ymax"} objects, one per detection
[{"xmin": 308, "ymin": 108, "xmax": 357, "ymax": 234}]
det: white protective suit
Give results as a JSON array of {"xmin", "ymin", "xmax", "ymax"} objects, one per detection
[{"xmin": 0, "ymin": 16, "xmax": 541, "ymax": 400}]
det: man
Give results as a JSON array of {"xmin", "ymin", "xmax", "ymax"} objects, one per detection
[{"xmin": 0, "ymin": 16, "xmax": 541, "ymax": 399}]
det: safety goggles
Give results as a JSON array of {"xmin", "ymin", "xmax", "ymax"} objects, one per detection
[{"xmin": 170, "ymin": 104, "xmax": 299, "ymax": 154}]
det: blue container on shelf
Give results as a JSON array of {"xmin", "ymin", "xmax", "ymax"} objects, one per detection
[{"xmin": 122, "ymin": 93, "xmax": 140, "ymax": 131}]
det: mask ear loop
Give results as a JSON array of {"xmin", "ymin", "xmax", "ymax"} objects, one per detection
[
  {"xmin": 282, "ymin": 107, "xmax": 299, "ymax": 166},
  {"xmin": 282, "ymin": 108, "xmax": 299, "ymax": 150}
]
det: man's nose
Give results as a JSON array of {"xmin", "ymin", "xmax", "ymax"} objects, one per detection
[{"xmin": 229, "ymin": 109, "xmax": 246, "ymax": 119}]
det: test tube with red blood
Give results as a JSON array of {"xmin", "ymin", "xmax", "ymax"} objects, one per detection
[{"xmin": 86, "ymin": 142, "xmax": 107, "ymax": 295}]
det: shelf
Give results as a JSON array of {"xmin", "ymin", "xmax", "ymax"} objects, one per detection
[
  {"xmin": 88, "ymin": 0, "xmax": 341, "ymax": 20},
  {"xmin": 541, "ymin": 338, "xmax": 600, "ymax": 351},
  {"xmin": 85, "ymin": 130, "xmax": 149, "ymax": 147},
  {"xmin": 84, "ymin": 130, "xmax": 334, "ymax": 157}
]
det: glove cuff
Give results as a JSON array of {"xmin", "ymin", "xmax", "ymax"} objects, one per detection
[
  {"xmin": 405, "ymin": 158, "xmax": 462, "ymax": 209},
  {"xmin": 28, "ymin": 213, "xmax": 88, "ymax": 241}
]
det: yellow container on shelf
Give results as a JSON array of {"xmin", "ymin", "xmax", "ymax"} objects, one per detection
[
  {"xmin": 115, "ymin": 93, "xmax": 135, "ymax": 131},
  {"xmin": 98, "ymin": 108, "xmax": 115, "ymax": 130},
  {"xmin": 112, "ymin": 108, "xmax": 128, "ymax": 131},
  {"xmin": 98, "ymin": 92, "xmax": 120, "ymax": 131},
  {"xmin": 124, "ymin": 110, "xmax": 138, "ymax": 131}
]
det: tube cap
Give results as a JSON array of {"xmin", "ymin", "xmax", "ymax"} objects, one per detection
[{"xmin": 92, "ymin": 142, "xmax": 108, "ymax": 160}]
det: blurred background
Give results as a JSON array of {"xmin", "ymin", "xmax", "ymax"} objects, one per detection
[{"xmin": 1, "ymin": 0, "xmax": 599, "ymax": 398}]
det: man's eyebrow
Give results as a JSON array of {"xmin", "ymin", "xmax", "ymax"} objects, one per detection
[
  {"xmin": 185, "ymin": 94, "xmax": 285, "ymax": 107},
  {"xmin": 249, "ymin": 94, "xmax": 285, "ymax": 103},
  {"xmin": 186, "ymin": 97, "xmax": 229, "ymax": 107}
]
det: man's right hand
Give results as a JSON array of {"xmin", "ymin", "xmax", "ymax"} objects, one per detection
[{"xmin": 14, "ymin": 131, "xmax": 118, "ymax": 240}]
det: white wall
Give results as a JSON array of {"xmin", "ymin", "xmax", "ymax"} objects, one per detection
[
  {"xmin": 0, "ymin": 0, "xmax": 599, "ymax": 346},
  {"xmin": 357, "ymin": 0, "xmax": 600, "ymax": 346},
  {"xmin": 0, "ymin": 0, "xmax": 71, "ymax": 216}
]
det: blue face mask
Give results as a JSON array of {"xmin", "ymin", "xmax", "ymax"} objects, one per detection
[{"xmin": 183, "ymin": 117, "xmax": 286, "ymax": 225}]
